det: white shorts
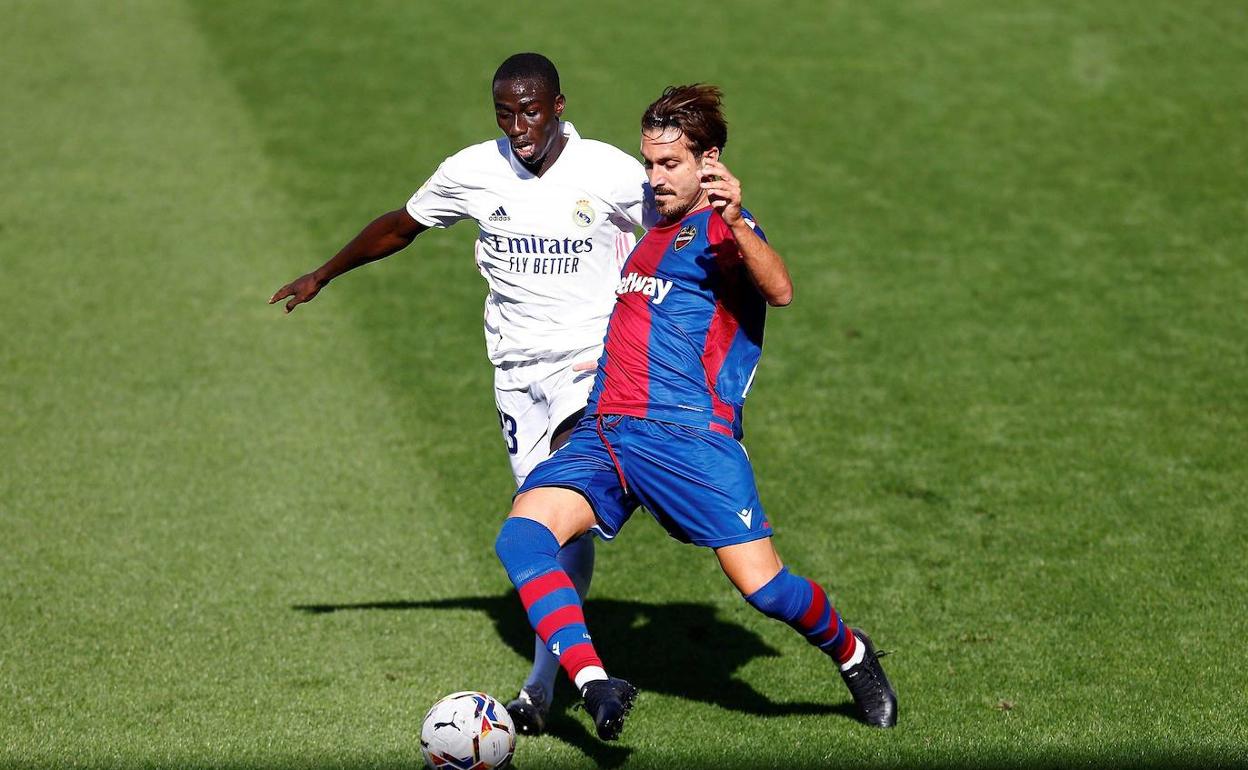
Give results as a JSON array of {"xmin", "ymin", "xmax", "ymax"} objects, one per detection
[{"xmin": 494, "ymin": 346, "xmax": 601, "ymax": 486}]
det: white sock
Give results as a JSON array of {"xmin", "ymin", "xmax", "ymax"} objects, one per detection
[
  {"xmin": 838, "ymin": 638, "xmax": 866, "ymax": 671},
  {"xmin": 574, "ymin": 666, "xmax": 608, "ymax": 691}
]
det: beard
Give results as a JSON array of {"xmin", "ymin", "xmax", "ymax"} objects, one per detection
[{"xmin": 655, "ymin": 190, "xmax": 696, "ymax": 222}]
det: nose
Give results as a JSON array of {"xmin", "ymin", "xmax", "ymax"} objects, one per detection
[{"xmin": 506, "ymin": 115, "xmax": 525, "ymax": 138}]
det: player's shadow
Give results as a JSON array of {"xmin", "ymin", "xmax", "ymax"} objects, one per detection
[{"xmin": 294, "ymin": 594, "xmax": 850, "ymax": 766}]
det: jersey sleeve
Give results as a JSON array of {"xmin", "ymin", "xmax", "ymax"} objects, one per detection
[
  {"xmin": 739, "ymin": 208, "xmax": 767, "ymax": 242},
  {"xmin": 405, "ymin": 160, "xmax": 470, "ymax": 229},
  {"xmin": 708, "ymin": 208, "xmax": 767, "ymax": 261},
  {"xmin": 611, "ymin": 158, "xmax": 658, "ymax": 230}
]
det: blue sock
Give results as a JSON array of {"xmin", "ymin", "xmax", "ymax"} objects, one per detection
[
  {"xmin": 495, "ymin": 516, "xmax": 560, "ymax": 584},
  {"xmin": 745, "ymin": 567, "xmax": 857, "ymax": 664},
  {"xmin": 523, "ymin": 532, "xmax": 594, "ymax": 702},
  {"xmin": 495, "ymin": 520, "xmax": 601, "ymax": 699}
]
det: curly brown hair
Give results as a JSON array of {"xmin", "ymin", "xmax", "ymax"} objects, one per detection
[{"xmin": 641, "ymin": 84, "xmax": 728, "ymax": 155}]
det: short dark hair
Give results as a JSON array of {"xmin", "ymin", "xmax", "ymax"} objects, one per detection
[
  {"xmin": 493, "ymin": 53, "xmax": 561, "ymax": 94},
  {"xmin": 641, "ymin": 84, "xmax": 728, "ymax": 155}
]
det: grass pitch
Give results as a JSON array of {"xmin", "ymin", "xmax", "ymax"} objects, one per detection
[{"xmin": 3, "ymin": 1, "xmax": 1246, "ymax": 768}]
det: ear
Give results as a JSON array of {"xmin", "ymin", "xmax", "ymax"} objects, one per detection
[
  {"xmin": 554, "ymin": 94, "xmax": 566, "ymax": 118},
  {"xmin": 701, "ymin": 146, "xmax": 721, "ymax": 164}
]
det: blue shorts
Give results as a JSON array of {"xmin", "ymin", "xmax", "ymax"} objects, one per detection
[{"xmin": 516, "ymin": 415, "xmax": 772, "ymax": 548}]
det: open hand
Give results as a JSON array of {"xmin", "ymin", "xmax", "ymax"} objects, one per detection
[{"xmin": 269, "ymin": 272, "xmax": 325, "ymax": 313}]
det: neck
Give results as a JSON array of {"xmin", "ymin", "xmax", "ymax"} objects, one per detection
[{"xmin": 520, "ymin": 133, "xmax": 568, "ymax": 178}]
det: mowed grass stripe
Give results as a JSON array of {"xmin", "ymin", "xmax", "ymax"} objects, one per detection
[
  {"xmin": 3, "ymin": 1, "xmax": 1247, "ymax": 768},
  {"xmin": 1, "ymin": 2, "xmax": 490, "ymax": 767},
  {"xmin": 190, "ymin": 2, "xmax": 1248, "ymax": 768}
]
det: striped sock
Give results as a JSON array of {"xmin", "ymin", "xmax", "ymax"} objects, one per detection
[
  {"xmin": 523, "ymin": 532, "xmax": 595, "ymax": 701},
  {"xmin": 745, "ymin": 567, "xmax": 859, "ymax": 665},
  {"xmin": 495, "ymin": 518, "xmax": 606, "ymax": 687}
]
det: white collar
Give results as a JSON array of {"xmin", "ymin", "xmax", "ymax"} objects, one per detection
[{"xmin": 505, "ymin": 121, "xmax": 579, "ymax": 178}]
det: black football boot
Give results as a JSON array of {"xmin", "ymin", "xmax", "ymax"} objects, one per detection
[
  {"xmin": 580, "ymin": 677, "xmax": 639, "ymax": 740},
  {"xmin": 505, "ymin": 687, "xmax": 549, "ymax": 736},
  {"xmin": 839, "ymin": 628, "xmax": 898, "ymax": 728}
]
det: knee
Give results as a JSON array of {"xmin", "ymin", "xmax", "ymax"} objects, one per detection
[
  {"xmin": 494, "ymin": 517, "xmax": 560, "ymax": 584},
  {"xmin": 493, "ymin": 516, "xmax": 521, "ymax": 562},
  {"xmin": 494, "ymin": 516, "xmax": 550, "ymax": 562},
  {"xmin": 744, "ymin": 567, "xmax": 810, "ymax": 622}
]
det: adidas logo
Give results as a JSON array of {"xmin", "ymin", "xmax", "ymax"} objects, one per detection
[{"xmin": 489, "ymin": 206, "xmax": 510, "ymax": 222}]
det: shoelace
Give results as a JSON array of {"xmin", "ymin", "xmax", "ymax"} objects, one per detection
[{"xmin": 846, "ymin": 655, "xmax": 891, "ymax": 696}]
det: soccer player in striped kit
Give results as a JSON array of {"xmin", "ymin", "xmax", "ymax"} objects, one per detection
[
  {"xmin": 270, "ymin": 53, "xmax": 653, "ymax": 735},
  {"xmin": 494, "ymin": 84, "xmax": 897, "ymax": 740}
]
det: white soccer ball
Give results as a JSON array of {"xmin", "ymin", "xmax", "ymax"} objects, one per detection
[{"xmin": 420, "ymin": 691, "xmax": 516, "ymax": 770}]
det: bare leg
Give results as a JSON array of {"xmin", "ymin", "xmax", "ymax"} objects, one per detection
[
  {"xmin": 509, "ymin": 486, "xmax": 597, "ymax": 543},
  {"xmin": 714, "ymin": 537, "xmax": 784, "ymax": 595}
]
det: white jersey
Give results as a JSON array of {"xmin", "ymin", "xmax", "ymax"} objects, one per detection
[{"xmin": 407, "ymin": 121, "xmax": 653, "ymax": 365}]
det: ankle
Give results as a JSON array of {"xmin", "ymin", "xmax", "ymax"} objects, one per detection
[{"xmin": 575, "ymin": 666, "xmax": 608, "ymax": 692}]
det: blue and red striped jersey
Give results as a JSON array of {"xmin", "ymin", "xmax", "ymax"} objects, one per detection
[{"xmin": 587, "ymin": 205, "xmax": 768, "ymax": 438}]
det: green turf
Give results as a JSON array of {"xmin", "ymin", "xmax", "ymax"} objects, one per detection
[{"xmin": 2, "ymin": 1, "xmax": 1246, "ymax": 768}]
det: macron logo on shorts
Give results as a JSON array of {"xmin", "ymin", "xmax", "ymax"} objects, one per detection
[
  {"xmin": 617, "ymin": 271, "xmax": 674, "ymax": 305},
  {"xmin": 737, "ymin": 508, "xmax": 753, "ymax": 529}
]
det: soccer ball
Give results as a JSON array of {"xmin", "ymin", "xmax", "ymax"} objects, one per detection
[{"xmin": 420, "ymin": 691, "xmax": 515, "ymax": 770}]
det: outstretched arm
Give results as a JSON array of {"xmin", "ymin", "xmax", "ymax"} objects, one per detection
[
  {"xmin": 269, "ymin": 207, "xmax": 428, "ymax": 313},
  {"xmin": 700, "ymin": 157, "xmax": 793, "ymax": 307}
]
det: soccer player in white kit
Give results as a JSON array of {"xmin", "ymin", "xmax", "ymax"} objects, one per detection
[{"xmin": 270, "ymin": 53, "xmax": 653, "ymax": 734}]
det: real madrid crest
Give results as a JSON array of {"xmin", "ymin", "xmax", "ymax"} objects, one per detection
[
  {"xmin": 572, "ymin": 199, "xmax": 595, "ymax": 228},
  {"xmin": 674, "ymin": 225, "xmax": 697, "ymax": 251}
]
